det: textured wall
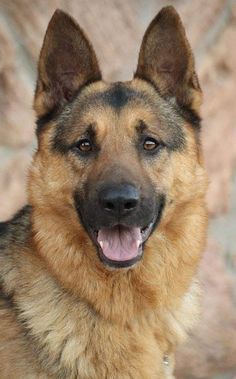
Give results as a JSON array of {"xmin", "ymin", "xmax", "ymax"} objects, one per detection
[{"xmin": 0, "ymin": 1, "xmax": 236, "ymax": 378}]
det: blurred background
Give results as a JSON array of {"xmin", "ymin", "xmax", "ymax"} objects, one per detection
[{"xmin": 0, "ymin": 0, "xmax": 236, "ymax": 378}]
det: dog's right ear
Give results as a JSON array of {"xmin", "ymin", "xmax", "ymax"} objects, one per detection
[{"xmin": 34, "ymin": 9, "xmax": 101, "ymax": 118}]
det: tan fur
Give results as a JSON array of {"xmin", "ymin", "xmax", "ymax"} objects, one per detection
[{"xmin": 0, "ymin": 6, "xmax": 208, "ymax": 379}]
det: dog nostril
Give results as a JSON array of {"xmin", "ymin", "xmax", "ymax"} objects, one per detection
[
  {"xmin": 105, "ymin": 201, "xmax": 115, "ymax": 211},
  {"xmin": 124, "ymin": 200, "xmax": 137, "ymax": 210}
]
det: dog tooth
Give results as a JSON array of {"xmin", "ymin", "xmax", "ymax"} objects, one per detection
[
  {"xmin": 103, "ymin": 241, "xmax": 108, "ymax": 249},
  {"xmin": 100, "ymin": 241, "xmax": 104, "ymax": 248}
]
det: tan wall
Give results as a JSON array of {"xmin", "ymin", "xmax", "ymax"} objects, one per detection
[{"xmin": 0, "ymin": 1, "xmax": 236, "ymax": 378}]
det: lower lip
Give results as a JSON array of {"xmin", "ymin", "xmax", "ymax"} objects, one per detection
[{"xmin": 98, "ymin": 246, "xmax": 143, "ymax": 268}]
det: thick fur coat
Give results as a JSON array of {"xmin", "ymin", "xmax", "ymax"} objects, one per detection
[{"xmin": 0, "ymin": 6, "xmax": 207, "ymax": 379}]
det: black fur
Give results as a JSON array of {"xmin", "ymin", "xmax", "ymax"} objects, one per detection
[{"xmin": 0, "ymin": 206, "xmax": 31, "ymax": 251}]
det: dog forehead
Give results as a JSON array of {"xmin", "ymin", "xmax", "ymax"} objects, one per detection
[
  {"xmin": 68, "ymin": 81, "xmax": 161, "ymax": 128},
  {"xmin": 95, "ymin": 82, "xmax": 149, "ymax": 109},
  {"xmin": 72, "ymin": 81, "xmax": 183, "ymax": 132},
  {"xmin": 79, "ymin": 81, "xmax": 159, "ymax": 113}
]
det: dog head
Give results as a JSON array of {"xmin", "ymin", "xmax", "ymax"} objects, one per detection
[{"xmin": 30, "ymin": 7, "xmax": 206, "ymax": 270}]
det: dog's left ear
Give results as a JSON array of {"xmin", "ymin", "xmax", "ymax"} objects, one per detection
[
  {"xmin": 135, "ymin": 6, "xmax": 202, "ymax": 113},
  {"xmin": 34, "ymin": 9, "xmax": 101, "ymax": 118}
]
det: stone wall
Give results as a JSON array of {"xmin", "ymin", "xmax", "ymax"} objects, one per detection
[{"xmin": 0, "ymin": 1, "xmax": 236, "ymax": 378}]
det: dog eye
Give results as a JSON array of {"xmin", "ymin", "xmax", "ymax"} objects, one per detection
[
  {"xmin": 143, "ymin": 137, "xmax": 159, "ymax": 151},
  {"xmin": 75, "ymin": 139, "xmax": 93, "ymax": 153}
]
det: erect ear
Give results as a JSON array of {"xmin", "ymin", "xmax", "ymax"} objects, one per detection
[
  {"xmin": 34, "ymin": 9, "xmax": 101, "ymax": 118},
  {"xmin": 135, "ymin": 6, "xmax": 202, "ymax": 113}
]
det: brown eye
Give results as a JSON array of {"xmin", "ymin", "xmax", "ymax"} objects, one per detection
[
  {"xmin": 143, "ymin": 137, "xmax": 159, "ymax": 151},
  {"xmin": 77, "ymin": 139, "xmax": 92, "ymax": 153}
]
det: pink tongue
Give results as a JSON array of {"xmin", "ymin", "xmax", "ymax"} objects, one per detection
[{"xmin": 97, "ymin": 226, "xmax": 142, "ymax": 261}]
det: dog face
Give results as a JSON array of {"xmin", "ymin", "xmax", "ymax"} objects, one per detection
[{"xmin": 30, "ymin": 7, "xmax": 205, "ymax": 270}]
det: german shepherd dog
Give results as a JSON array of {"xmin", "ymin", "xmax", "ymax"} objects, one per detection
[{"xmin": 0, "ymin": 6, "xmax": 207, "ymax": 379}]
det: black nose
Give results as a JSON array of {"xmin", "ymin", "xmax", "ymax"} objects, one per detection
[{"xmin": 99, "ymin": 184, "xmax": 139, "ymax": 217}]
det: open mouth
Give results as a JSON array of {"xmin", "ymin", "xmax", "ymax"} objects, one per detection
[
  {"xmin": 76, "ymin": 191, "xmax": 165, "ymax": 269},
  {"xmin": 91, "ymin": 221, "xmax": 155, "ymax": 268}
]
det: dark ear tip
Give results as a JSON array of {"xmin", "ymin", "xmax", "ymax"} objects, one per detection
[
  {"xmin": 53, "ymin": 8, "xmax": 65, "ymax": 15},
  {"xmin": 158, "ymin": 5, "xmax": 179, "ymax": 16},
  {"xmin": 49, "ymin": 9, "xmax": 72, "ymax": 25},
  {"xmin": 156, "ymin": 5, "xmax": 181, "ymax": 23}
]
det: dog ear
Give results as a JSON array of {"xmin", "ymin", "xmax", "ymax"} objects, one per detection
[
  {"xmin": 34, "ymin": 9, "xmax": 101, "ymax": 118},
  {"xmin": 135, "ymin": 6, "xmax": 202, "ymax": 113}
]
